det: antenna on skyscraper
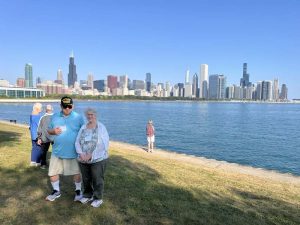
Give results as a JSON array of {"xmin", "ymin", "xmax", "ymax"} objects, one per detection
[{"xmin": 70, "ymin": 50, "xmax": 74, "ymax": 58}]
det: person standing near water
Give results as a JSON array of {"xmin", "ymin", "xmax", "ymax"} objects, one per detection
[
  {"xmin": 37, "ymin": 104, "xmax": 54, "ymax": 169},
  {"xmin": 75, "ymin": 108, "xmax": 109, "ymax": 208},
  {"xmin": 30, "ymin": 103, "xmax": 43, "ymax": 166},
  {"xmin": 146, "ymin": 120, "xmax": 155, "ymax": 153},
  {"xmin": 45, "ymin": 96, "xmax": 84, "ymax": 202}
]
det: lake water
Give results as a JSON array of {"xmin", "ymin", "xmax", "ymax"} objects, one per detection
[{"xmin": 0, "ymin": 101, "xmax": 299, "ymax": 175}]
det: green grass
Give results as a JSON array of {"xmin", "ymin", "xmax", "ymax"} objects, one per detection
[{"xmin": 0, "ymin": 122, "xmax": 300, "ymax": 225}]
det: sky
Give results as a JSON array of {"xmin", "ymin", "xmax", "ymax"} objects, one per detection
[{"xmin": 0, "ymin": 0, "xmax": 299, "ymax": 99}]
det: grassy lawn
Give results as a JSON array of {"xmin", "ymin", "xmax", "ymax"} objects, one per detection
[{"xmin": 0, "ymin": 122, "xmax": 300, "ymax": 225}]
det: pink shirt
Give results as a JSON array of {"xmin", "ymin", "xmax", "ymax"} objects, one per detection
[{"xmin": 146, "ymin": 124, "xmax": 155, "ymax": 137}]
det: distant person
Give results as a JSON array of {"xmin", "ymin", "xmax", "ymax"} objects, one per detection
[
  {"xmin": 146, "ymin": 120, "xmax": 155, "ymax": 153},
  {"xmin": 45, "ymin": 96, "xmax": 84, "ymax": 202},
  {"xmin": 30, "ymin": 102, "xmax": 43, "ymax": 166},
  {"xmin": 37, "ymin": 104, "xmax": 54, "ymax": 169},
  {"xmin": 75, "ymin": 108, "xmax": 109, "ymax": 208}
]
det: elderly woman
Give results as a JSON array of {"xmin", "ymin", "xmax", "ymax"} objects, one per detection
[
  {"xmin": 75, "ymin": 108, "xmax": 109, "ymax": 208},
  {"xmin": 30, "ymin": 102, "xmax": 43, "ymax": 166}
]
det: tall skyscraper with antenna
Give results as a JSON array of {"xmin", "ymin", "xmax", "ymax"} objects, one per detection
[
  {"xmin": 240, "ymin": 63, "xmax": 251, "ymax": 87},
  {"xmin": 68, "ymin": 51, "xmax": 77, "ymax": 87}
]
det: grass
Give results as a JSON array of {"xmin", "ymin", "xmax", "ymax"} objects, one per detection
[{"xmin": 0, "ymin": 122, "xmax": 300, "ymax": 225}]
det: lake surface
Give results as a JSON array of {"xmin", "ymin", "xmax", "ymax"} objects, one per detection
[{"xmin": 0, "ymin": 101, "xmax": 299, "ymax": 175}]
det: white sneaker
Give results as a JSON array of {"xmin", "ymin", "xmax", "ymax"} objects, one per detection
[
  {"xmin": 80, "ymin": 197, "xmax": 93, "ymax": 204},
  {"xmin": 46, "ymin": 190, "xmax": 61, "ymax": 201},
  {"xmin": 74, "ymin": 190, "xmax": 83, "ymax": 202},
  {"xmin": 91, "ymin": 199, "xmax": 103, "ymax": 208}
]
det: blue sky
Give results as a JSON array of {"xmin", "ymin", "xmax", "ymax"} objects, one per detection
[{"xmin": 0, "ymin": 0, "xmax": 299, "ymax": 98}]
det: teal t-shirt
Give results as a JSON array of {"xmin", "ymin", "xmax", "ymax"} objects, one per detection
[{"xmin": 49, "ymin": 111, "xmax": 84, "ymax": 159}]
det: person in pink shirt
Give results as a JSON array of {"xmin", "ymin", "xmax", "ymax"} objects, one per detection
[{"xmin": 146, "ymin": 120, "xmax": 155, "ymax": 153}]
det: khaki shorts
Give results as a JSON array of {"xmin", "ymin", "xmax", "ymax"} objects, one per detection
[{"xmin": 48, "ymin": 155, "xmax": 80, "ymax": 176}]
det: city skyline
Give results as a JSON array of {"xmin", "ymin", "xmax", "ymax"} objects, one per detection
[
  {"xmin": 3, "ymin": 56, "xmax": 289, "ymax": 101},
  {"xmin": 0, "ymin": 0, "xmax": 299, "ymax": 98}
]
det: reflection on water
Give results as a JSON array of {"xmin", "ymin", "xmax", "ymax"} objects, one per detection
[{"xmin": 0, "ymin": 101, "xmax": 300, "ymax": 175}]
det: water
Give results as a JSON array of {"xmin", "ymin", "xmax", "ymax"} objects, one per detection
[{"xmin": 0, "ymin": 101, "xmax": 299, "ymax": 175}]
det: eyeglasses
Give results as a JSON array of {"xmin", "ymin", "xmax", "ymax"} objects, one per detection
[{"xmin": 62, "ymin": 105, "xmax": 73, "ymax": 109}]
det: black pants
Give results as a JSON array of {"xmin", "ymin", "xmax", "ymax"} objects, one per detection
[
  {"xmin": 79, "ymin": 159, "xmax": 107, "ymax": 200},
  {"xmin": 40, "ymin": 142, "xmax": 51, "ymax": 166}
]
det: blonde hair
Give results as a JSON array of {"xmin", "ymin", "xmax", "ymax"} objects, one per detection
[{"xmin": 32, "ymin": 103, "xmax": 42, "ymax": 114}]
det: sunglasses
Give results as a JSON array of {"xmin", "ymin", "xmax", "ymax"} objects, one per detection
[{"xmin": 62, "ymin": 105, "xmax": 73, "ymax": 109}]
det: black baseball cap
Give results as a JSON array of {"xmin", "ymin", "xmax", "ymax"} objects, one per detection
[{"xmin": 61, "ymin": 96, "xmax": 73, "ymax": 107}]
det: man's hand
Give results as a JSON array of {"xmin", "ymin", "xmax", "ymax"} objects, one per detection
[
  {"xmin": 37, "ymin": 139, "xmax": 42, "ymax": 145},
  {"xmin": 48, "ymin": 127, "xmax": 62, "ymax": 135}
]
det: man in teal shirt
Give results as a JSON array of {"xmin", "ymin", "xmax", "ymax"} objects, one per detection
[{"xmin": 46, "ymin": 96, "xmax": 84, "ymax": 202}]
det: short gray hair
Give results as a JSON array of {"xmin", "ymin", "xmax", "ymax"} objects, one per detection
[
  {"xmin": 45, "ymin": 104, "xmax": 53, "ymax": 112},
  {"xmin": 85, "ymin": 108, "xmax": 97, "ymax": 117}
]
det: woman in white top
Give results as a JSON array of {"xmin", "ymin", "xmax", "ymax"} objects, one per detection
[{"xmin": 75, "ymin": 108, "xmax": 109, "ymax": 208}]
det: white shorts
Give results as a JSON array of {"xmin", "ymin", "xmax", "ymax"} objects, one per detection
[
  {"xmin": 48, "ymin": 155, "xmax": 80, "ymax": 176},
  {"xmin": 147, "ymin": 136, "xmax": 155, "ymax": 143}
]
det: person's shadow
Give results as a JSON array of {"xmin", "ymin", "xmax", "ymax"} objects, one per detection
[{"xmin": 0, "ymin": 130, "xmax": 21, "ymax": 146}]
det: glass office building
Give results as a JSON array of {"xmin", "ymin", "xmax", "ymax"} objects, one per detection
[{"xmin": 0, "ymin": 87, "xmax": 45, "ymax": 98}]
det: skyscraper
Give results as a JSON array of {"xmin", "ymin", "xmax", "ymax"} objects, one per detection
[
  {"xmin": 94, "ymin": 80, "xmax": 106, "ymax": 92},
  {"xmin": 185, "ymin": 68, "xmax": 190, "ymax": 84},
  {"xmin": 146, "ymin": 73, "xmax": 151, "ymax": 92},
  {"xmin": 120, "ymin": 75, "xmax": 128, "ymax": 89},
  {"xmin": 280, "ymin": 84, "xmax": 288, "ymax": 100},
  {"xmin": 177, "ymin": 83, "xmax": 184, "ymax": 97},
  {"xmin": 192, "ymin": 73, "xmax": 199, "ymax": 97},
  {"xmin": 107, "ymin": 75, "xmax": 118, "ymax": 93},
  {"xmin": 132, "ymin": 80, "xmax": 145, "ymax": 90},
  {"xmin": 209, "ymin": 74, "xmax": 226, "ymax": 99},
  {"xmin": 256, "ymin": 81, "xmax": 263, "ymax": 100},
  {"xmin": 36, "ymin": 77, "xmax": 42, "ymax": 85},
  {"xmin": 68, "ymin": 51, "xmax": 77, "ymax": 87},
  {"xmin": 218, "ymin": 75, "xmax": 227, "ymax": 99},
  {"xmin": 200, "ymin": 64, "xmax": 208, "ymax": 98},
  {"xmin": 165, "ymin": 81, "xmax": 171, "ymax": 97},
  {"xmin": 87, "ymin": 73, "xmax": 94, "ymax": 89},
  {"xmin": 226, "ymin": 85, "xmax": 234, "ymax": 99},
  {"xmin": 273, "ymin": 78, "xmax": 279, "ymax": 101},
  {"xmin": 25, "ymin": 63, "xmax": 33, "ymax": 88},
  {"xmin": 209, "ymin": 75, "xmax": 218, "ymax": 99},
  {"xmin": 240, "ymin": 63, "xmax": 251, "ymax": 88},
  {"xmin": 57, "ymin": 69, "xmax": 63, "ymax": 82},
  {"xmin": 262, "ymin": 80, "xmax": 273, "ymax": 101},
  {"xmin": 184, "ymin": 83, "xmax": 192, "ymax": 98}
]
